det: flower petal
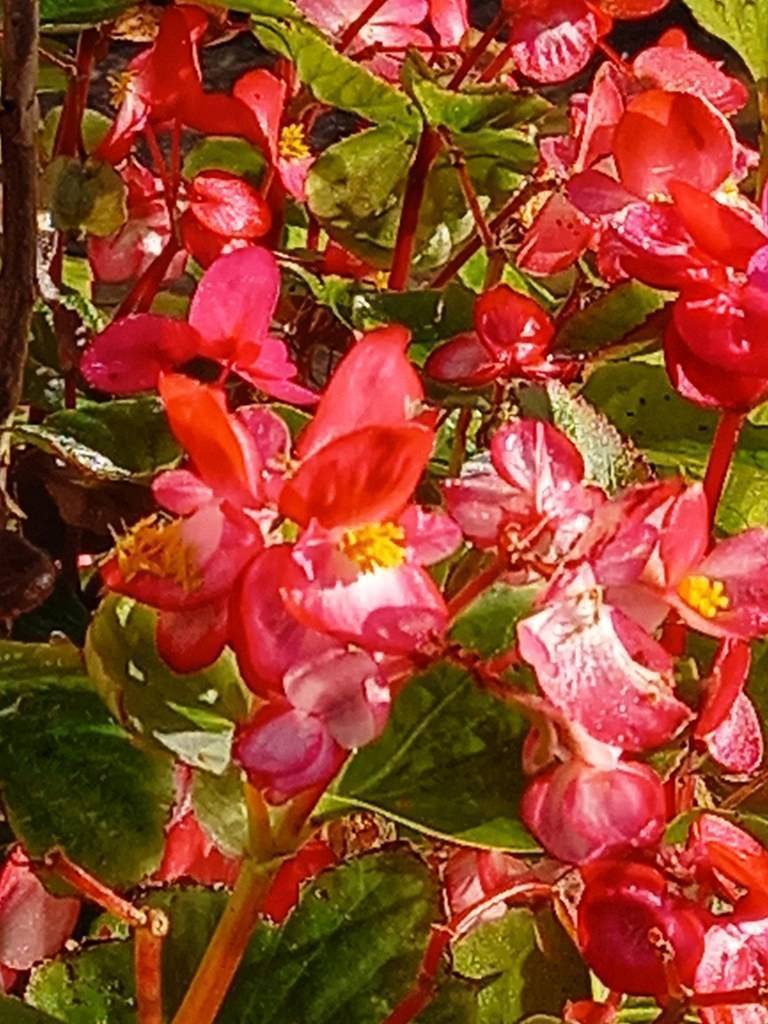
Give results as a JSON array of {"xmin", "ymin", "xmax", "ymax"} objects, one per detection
[{"xmin": 82, "ymin": 315, "xmax": 200, "ymax": 394}]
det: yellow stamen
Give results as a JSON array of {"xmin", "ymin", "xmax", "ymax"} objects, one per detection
[
  {"xmin": 341, "ymin": 522, "xmax": 406, "ymax": 574},
  {"xmin": 678, "ymin": 574, "xmax": 729, "ymax": 620},
  {"xmin": 278, "ymin": 123, "xmax": 311, "ymax": 162},
  {"xmin": 107, "ymin": 70, "xmax": 138, "ymax": 109},
  {"xmin": 374, "ymin": 270, "xmax": 390, "ymax": 290},
  {"xmin": 113, "ymin": 515, "xmax": 202, "ymax": 591}
]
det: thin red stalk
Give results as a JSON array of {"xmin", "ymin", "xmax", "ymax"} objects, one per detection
[
  {"xmin": 44, "ymin": 851, "xmax": 147, "ymax": 927},
  {"xmin": 338, "ymin": 0, "xmax": 390, "ymax": 51},
  {"xmin": 597, "ymin": 39, "xmax": 634, "ymax": 78},
  {"xmin": 430, "ymin": 179, "xmax": 546, "ymax": 288},
  {"xmin": 438, "ymin": 128, "xmax": 495, "ymax": 251},
  {"xmin": 693, "ymin": 988, "xmax": 766, "ymax": 1008},
  {"xmin": 115, "ymin": 237, "xmax": 181, "ymax": 317},
  {"xmin": 446, "ymin": 555, "xmax": 506, "ymax": 622},
  {"xmin": 478, "ymin": 36, "xmax": 515, "ymax": 82},
  {"xmin": 143, "ymin": 122, "xmax": 178, "ymax": 228},
  {"xmin": 306, "ymin": 215, "xmax": 321, "ymax": 251},
  {"xmin": 702, "ymin": 411, "xmax": 745, "ymax": 525},
  {"xmin": 388, "ymin": 128, "xmax": 440, "ymax": 290},
  {"xmin": 135, "ymin": 910, "xmax": 168, "ymax": 1024},
  {"xmin": 448, "ymin": 10, "xmax": 505, "ymax": 88},
  {"xmin": 448, "ymin": 407, "xmax": 472, "ymax": 477},
  {"xmin": 53, "ymin": 27, "xmax": 99, "ymax": 158}
]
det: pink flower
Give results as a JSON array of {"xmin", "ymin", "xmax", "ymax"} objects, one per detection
[
  {"xmin": 694, "ymin": 641, "xmax": 763, "ymax": 776},
  {"xmin": 517, "ymin": 565, "xmax": 691, "ymax": 751},
  {"xmin": 522, "ymin": 753, "xmax": 666, "ymax": 864},
  {"xmin": 503, "ymin": 0, "xmax": 612, "ymax": 84},
  {"xmin": 444, "ymin": 419, "xmax": 603, "ymax": 573},
  {"xmin": 278, "ymin": 327, "xmax": 461, "ymax": 653},
  {"xmin": 83, "ymin": 247, "xmax": 316, "ymax": 405}
]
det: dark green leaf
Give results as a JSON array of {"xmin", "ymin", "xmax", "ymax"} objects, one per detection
[
  {"xmin": 325, "ymin": 663, "xmax": 537, "ymax": 850},
  {"xmin": 681, "ymin": 0, "xmax": 768, "ymax": 79},
  {"xmin": 40, "ymin": 0, "xmax": 133, "ymax": 24},
  {"xmin": 251, "ymin": 16, "xmax": 420, "ymax": 131},
  {"xmin": 450, "ymin": 583, "xmax": 540, "ymax": 657},
  {"xmin": 41, "ymin": 157, "xmax": 127, "ymax": 236},
  {"xmin": 0, "ymin": 664, "xmax": 173, "ymax": 886},
  {"xmin": 554, "ymin": 282, "xmax": 670, "ymax": 357},
  {"xmin": 0, "ymin": 533, "xmax": 56, "ymax": 619},
  {"xmin": 452, "ymin": 908, "xmax": 590, "ymax": 1023},
  {"xmin": 0, "ymin": 997, "xmax": 61, "ymax": 1023},
  {"xmin": 416, "ymin": 977, "xmax": 480, "ymax": 1023},
  {"xmin": 15, "ymin": 397, "xmax": 181, "ymax": 481},
  {"xmin": 582, "ymin": 362, "xmax": 768, "ymax": 533},
  {"xmin": 85, "ymin": 596, "xmax": 248, "ymax": 773},
  {"xmin": 403, "ymin": 52, "xmax": 550, "ymax": 133},
  {"xmin": 222, "ymin": 848, "xmax": 438, "ymax": 1023}
]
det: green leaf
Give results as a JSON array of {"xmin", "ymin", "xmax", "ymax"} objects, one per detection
[
  {"xmin": 452, "ymin": 908, "xmax": 590, "ymax": 1023},
  {"xmin": 554, "ymin": 282, "xmax": 671, "ymax": 357},
  {"xmin": 251, "ymin": 15, "xmax": 420, "ymax": 131},
  {"xmin": 307, "ymin": 125, "xmax": 414, "ymax": 267},
  {"xmin": 192, "ymin": 767, "xmax": 249, "ymax": 857},
  {"xmin": 39, "ymin": 0, "xmax": 133, "ymax": 24},
  {"xmin": 183, "ymin": 136, "xmax": 267, "ymax": 185},
  {"xmin": 15, "ymin": 397, "xmax": 181, "ymax": 481},
  {"xmin": 403, "ymin": 51, "xmax": 550, "ymax": 133},
  {"xmin": 416, "ymin": 977, "xmax": 480, "ymax": 1023},
  {"xmin": 41, "ymin": 108, "xmax": 112, "ymax": 160},
  {"xmin": 28, "ymin": 942, "xmax": 136, "ymax": 1024},
  {"xmin": 222, "ymin": 849, "xmax": 438, "ymax": 1023},
  {"xmin": 582, "ymin": 362, "xmax": 768, "ymax": 533},
  {"xmin": 85, "ymin": 596, "xmax": 248, "ymax": 773},
  {"xmin": 545, "ymin": 380, "xmax": 649, "ymax": 494},
  {"xmin": 450, "ymin": 584, "xmax": 541, "ymax": 658},
  {"xmin": 324, "ymin": 663, "xmax": 537, "ymax": 851},
  {"xmin": 0, "ymin": 997, "xmax": 61, "ymax": 1023},
  {"xmin": 41, "ymin": 156, "xmax": 127, "ymax": 236},
  {"xmin": 682, "ymin": 0, "xmax": 768, "ymax": 79},
  {"xmin": 0, "ymin": 638, "xmax": 83, "ymax": 681},
  {"xmin": 0, "ymin": 662, "xmax": 173, "ymax": 887}
]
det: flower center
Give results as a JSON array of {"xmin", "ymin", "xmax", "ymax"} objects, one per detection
[
  {"xmin": 114, "ymin": 515, "xmax": 201, "ymax": 590},
  {"xmin": 677, "ymin": 574, "xmax": 729, "ymax": 619},
  {"xmin": 278, "ymin": 123, "xmax": 311, "ymax": 161},
  {"xmin": 108, "ymin": 70, "xmax": 138, "ymax": 109},
  {"xmin": 340, "ymin": 522, "xmax": 406, "ymax": 574}
]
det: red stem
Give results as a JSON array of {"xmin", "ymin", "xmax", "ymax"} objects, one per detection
[
  {"xmin": 115, "ymin": 237, "xmax": 181, "ymax": 317},
  {"xmin": 135, "ymin": 911, "xmax": 168, "ymax": 1024},
  {"xmin": 44, "ymin": 851, "xmax": 147, "ymax": 927},
  {"xmin": 53, "ymin": 27, "xmax": 99, "ymax": 158},
  {"xmin": 478, "ymin": 36, "xmax": 516, "ymax": 82},
  {"xmin": 389, "ymin": 128, "xmax": 440, "ymax": 290},
  {"xmin": 430, "ymin": 179, "xmax": 546, "ymax": 288},
  {"xmin": 338, "ymin": 0, "xmax": 391, "ymax": 51},
  {"xmin": 702, "ymin": 411, "xmax": 744, "ymax": 525},
  {"xmin": 446, "ymin": 555, "xmax": 506, "ymax": 622},
  {"xmin": 448, "ymin": 11, "xmax": 505, "ymax": 88}
]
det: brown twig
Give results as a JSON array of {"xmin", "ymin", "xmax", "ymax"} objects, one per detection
[
  {"xmin": 44, "ymin": 850, "xmax": 148, "ymax": 927},
  {"xmin": 0, "ymin": 0, "xmax": 39, "ymax": 427}
]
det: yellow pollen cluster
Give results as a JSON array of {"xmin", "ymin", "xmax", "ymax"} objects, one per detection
[
  {"xmin": 278, "ymin": 123, "xmax": 311, "ymax": 161},
  {"xmin": 114, "ymin": 515, "xmax": 201, "ymax": 591},
  {"xmin": 341, "ymin": 522, "xmax": 407, "ymax": 574},
  {"xmin": 678, "ymin": 575, "xmax": 729, "ymax": 620},
  {"xmin": 107, "ymin": 70, "xmax": 137, "ymax": 109}
]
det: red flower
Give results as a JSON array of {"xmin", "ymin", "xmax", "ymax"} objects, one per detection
[
  {"xmin": 425, "ymin": 285, "xmax": 556, "ymax": 387},
  {"xmin": 180, "ymin": 170, "xmax": 272, "ymax": 267},
  {"xmin": 694, "ymin": 641, "xmax": 763, "ymax": 776},
  {"xmin": 503, "ymin": 0, "xmax": 612, "ymax": 84},
  {"xmin": 278, "ymin": 327, "xmax": 460, "ymax": 653},
  {"xmin": 83, "ymin": 247, "xmax": 315, "ymax": 405},
  {"xmin": 95, "ymin": 6, "xmax": 266, "ymax": 165}
]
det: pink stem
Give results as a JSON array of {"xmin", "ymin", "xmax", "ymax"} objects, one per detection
[
  {"xmin": 388, "ymin": 128, "xmax": 440, "ymax": 290},
  {"xmin": 702, "ymin": 410, "xmax": 744, "ymax": 526},
  {"xmin": 338, "ymin": 0, "xmax": 390, "ymax": 51}
]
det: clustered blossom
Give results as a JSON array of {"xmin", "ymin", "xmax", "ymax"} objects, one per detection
[{"xmin": 11, "ymin": 0, "xmax": 768, "ymax": 1017}]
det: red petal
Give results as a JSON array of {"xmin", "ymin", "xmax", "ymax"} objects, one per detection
[
  {"xmin": 517, "ymin": 193, "xmax": 593, "ymax": 274},
  {"xmin": 474, "ymin": 285, "xmax": 554, "ymax": 366},
  {"xmin": 188, "ymin": 247, "xmax": 280, "ymax": 361},
  {"xmin": 508, "ymin": 0, "xmax": 602, "ymax": 83},
  {"xmin": 281, "ymin": 423, "xmax": 434, "ymax": 529},
  {"xmin": 597, "ymin": 0, "xmax": 669, "ymax": 16},
  {"xmin": 669, "ymin": 181, "xmax": 766, "ymax": 271},
  {"xmin": 262, "ymin": 839, "xmax": 336, "ymax": 923},
  {"xmin": 188, "ymin": 171, "xmax": 272, "ymax": 240},
  {"xmin": 156, "ymin": 599, "xmax": 229, "ymax": 673},
  {"xmin": 297, "ymin": 326, "xmax": 422, "ymax": 460},
  {"xmin": 82, "ymin": 315, "xmax": 201, "ymax": 394},
  {"xmin": 633, "ymin": 39, "xmax": 748, "ymax": 115},
  {"xmin": 424, "ymin": 332, "xmax": 500, "ymax": 385},
  {"xmin": 705, "ymin": 691, "xmax": 764, "ymax": 775},
  {"xmin": 233, "ymin": 68, "xmax": 285, "ymax": 157},
  {"xmin": 613, "ymin": 90, "xmax": 736, "ymax": 198}
]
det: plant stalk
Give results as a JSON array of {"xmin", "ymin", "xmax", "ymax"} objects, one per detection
[
  {"xmin": 702, "ymin": 410, "xmax": 744, "ymax": 525},
  {"xmin": 388, "ymin": 127, "xmax": 440, "ymax": 290},
  {"xmin": 448, "ymin": 11, "xmax": 504, "ymax": 88},
  {"xmin": 338, "ymin": 0, "xmax": 390, "ymax": 51},
  {"xmin": 135, "ymin": 910, "xmax": 168, "ymax": 1024}
]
